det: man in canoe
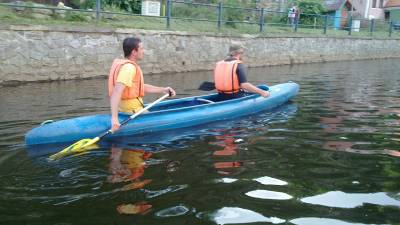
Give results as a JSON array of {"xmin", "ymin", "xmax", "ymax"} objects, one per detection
[
  {"xmin": 109, "ymin": 37, "xmax": 176, "ymax": 132},
  {"xmin": 214, "ymin": 42, "xmax": 270, "ymax": 100}
]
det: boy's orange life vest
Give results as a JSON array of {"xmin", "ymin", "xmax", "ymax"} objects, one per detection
[
  {"xmin": 214, "ymin": 60, "xmax": 242, "ymax": 94},
  {"xmin": 108, "ymin": 59, "xmax": 144, "ymax": 100}
]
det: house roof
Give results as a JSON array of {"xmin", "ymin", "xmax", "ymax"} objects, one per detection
[
  {"xmin": 385, "ymin": 0, "xmax": 400, "ymax": 8},
  {"xmin": 324, "ymin": 0, "xmax": 345, "ymax": 11}
]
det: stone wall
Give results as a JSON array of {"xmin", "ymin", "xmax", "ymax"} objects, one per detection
[{"xmin": 1, "ymin": 24, "xmax": 400, "ymax": 84}]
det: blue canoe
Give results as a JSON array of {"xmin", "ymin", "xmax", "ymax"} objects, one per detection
[{"xmin": 25, "ymin": 82, "xmax": 299, "ymax": 146}]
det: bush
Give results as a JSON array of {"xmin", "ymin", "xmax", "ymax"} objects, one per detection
[
  {"xmin": 65, "ymin": 12, "xmax": 90, "ymax": 21},
  {"xmin": 172, "ymin": 3, "xmax": 217, "ymax": 21},
  {"xmin": 288, "ymin": 0, "xmax": 326, "ymax": 25},
  {"xmin": 74, "ymin": 0, "xmax": 140, "ymax": 13}
]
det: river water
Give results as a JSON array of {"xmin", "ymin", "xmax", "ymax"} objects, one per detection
[{"xmin": 0, "ymin": 59, "xmax": 399, "ymax": 225}]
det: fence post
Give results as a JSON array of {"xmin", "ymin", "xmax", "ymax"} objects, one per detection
[
  {"xmin": 348, "ymin": 15, "xmax": 352, "ymax": 36},
  {"xmin": 259, "ymin": 8, "xmax": 265, "ymax": 32},
  {"xmin": 166, "ymin": 0, "xmax": 171, "ymax": 28},
  {"xmin": 217, "ymin": 3, "xmax": 222, "ymax": 31},
  {"xmin": 389, "ymin": 21, "xmax": 393, "ymax": 37},
  {"xmin": 96, "ymin": 0, "xmax": 101, "ymax": 21},
  {"xmin": 369, "ymin": 19, "xmax": 375, "ymax": 36},
  {"xmin": 323, "ymin": 15, "xmax": 328, "ymax": 34}
]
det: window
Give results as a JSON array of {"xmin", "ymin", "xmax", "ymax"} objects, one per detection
[{"xmin": 372, "ymin": 0, "xmax": 384, "ymax": 8}]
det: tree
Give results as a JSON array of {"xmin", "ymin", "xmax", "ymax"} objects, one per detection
[{"xmin": 288, "ymin": 0, "xmax": 326, "ymax": 25}]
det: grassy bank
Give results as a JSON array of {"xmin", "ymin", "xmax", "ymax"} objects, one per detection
[{"xmin": 0, "ymin": 4, "xmax": 399, "ymax": 39}]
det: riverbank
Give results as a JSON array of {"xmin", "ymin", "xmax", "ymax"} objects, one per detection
[{"xmin": 1, "ymin": 24, "xmax": 400, "ymax": 85}]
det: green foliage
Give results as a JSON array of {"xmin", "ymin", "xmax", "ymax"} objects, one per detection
[
  {"xmin": 172, "ymin": 4, "xmax": 217, "ymax": 20},
  {"xmin": 78, "ymin": 0, "xmax": 97, "ymax": 9},
  {"xmin": 266, "ymin": 13, "xmax": 287, "ymax": 24},
  {"xmin": 225, "ymin": 0, "xmax": 257, "ymax": 8},
  {"xmin": 223, "ymin": 0, "xmax": 246, "ymax": 28},
  {"xmin": 0, "ymin": 6, "xmax": 18, "ymax": 20},
  {"xmin": 192, "ymin": 0, "xmax": 218, "ymax": 3},
  {"xmin": 297, "ymin": 0, "xmax": 326, "ymax": 15},
  {"xmin": 65, "ymin": 12, "xmax": 90, "ymax": 21},
  {"xmin": 75, "ymin": 0, "xmax": 140, "ymax": 13},
  {"xmin": 288, "ymin": 0, "xmax": 326, "ymax": 25},
  {"xmin": 105, "ymin": 0, "xmax": 141, "ymax": 13},
  {"xmin": 170, "ymin": 0, "xmax": 258, "ymax": 27}
]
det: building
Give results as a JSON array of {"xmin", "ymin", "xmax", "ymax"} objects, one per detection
[
  {"xmin": 384, "ymin": 0, "xmax": 400, "ymax": 23},
  {"xmin": 324, "ymin": 0, "xmax": 354, "ymax": 29},
  {"xmin": 351, "ymin": 0, "xmax": 389, "ymax": 19},
  {"xmin": 325, "ymin": 0, "xmax": 390, "ymax": 19}
]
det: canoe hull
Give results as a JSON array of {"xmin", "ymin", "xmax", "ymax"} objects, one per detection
[{"xmin": 25, "ymin": 82, "xmax": 299, "ymax": 146}]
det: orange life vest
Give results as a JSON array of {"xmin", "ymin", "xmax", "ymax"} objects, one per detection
[
  {"xmin": 108, "ymin": 59, "xmax": 144, "ymax": 100},
  {"xmin": 214, "ymin": 60, "xmax": 242, "ymax": 94}
]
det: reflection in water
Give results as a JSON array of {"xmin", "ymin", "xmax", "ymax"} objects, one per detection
[
  {"xmin": 117, "ymin": 202, "xmax": 152, "ymax": 215},
  {"xmin": 108, "ymin": 147, "xmax": 153, "ymax": 215},
  {"xmin": 210, "ymin": 207, "xmax": 285, "ymax": 224},
  {"xmin": 323, "ymin": 141, "xmax": 400, "ymax": 157},
  {"xmin": 211, "ymin": 132, "xmax": 245, "ymax": 176},
  {"xmin": 155, "ymin": 205, "xmax": 190, "ymax": 217},
  {"xmin": 319, "ymin": 86, "xmax": 400, "ymax": 157},
  {"xmin": 108, "ymin": 147, "xmax": 152, "ymax": 184},
  {"xmin": 290, "ymin": 217, "xmax": 387, "ymax": 225},
  {"xmin": 253, "ymin": 176, "xmax": 288, "ymax": 186},
  {"xmin": 215, "ymin": 178, "xmax": 238, "ymax": 184},
  {"xmin": 1, "ymin": 59, "xmax": 400, "ymax": 224},
  {"xmin": 301, "ymin": 191, "xmax": 400, "ymax": 208},
  {"xmin": 145, "ymin": 184, "xmax": 188, "ymax": 199},
  {"xmin": 245, "ymin": 190, "xmax": 293, "ymax": 200}
]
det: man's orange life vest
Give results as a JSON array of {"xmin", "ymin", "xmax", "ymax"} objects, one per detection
[
  {"xmin": 108, "ymin": 59, "xmax": 144, "ymax": 100},
  {"xmin": 214, "ymin": 60, "xmax": 242, "ymax": 94}
]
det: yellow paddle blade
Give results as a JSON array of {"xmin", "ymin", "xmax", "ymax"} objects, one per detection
[{"xmin": 48, "ymin": 137, "xmax": 100, "ymax": 160}]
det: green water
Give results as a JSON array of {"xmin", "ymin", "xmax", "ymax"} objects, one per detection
[{"xmin": 0, "ymin": 59, "xmax": 399, "ymax": 225}]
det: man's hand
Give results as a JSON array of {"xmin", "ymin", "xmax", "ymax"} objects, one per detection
[
  {"xmin": 111, "ymin": 117, "xmax": 121, "ymax": 132},
  {"xmin": 164, "ymin": 87, "xmax": 176, "ymax": 97},
  {"xmin": 260, "ymin": 91, "xmax": 270, "ymax": 98}
]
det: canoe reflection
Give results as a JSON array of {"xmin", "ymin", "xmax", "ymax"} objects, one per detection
[
  {"xmin": 211, "ymin": 132, "xmax": 245, "ymax": 175},
  {"xmin": 108, "ymin": 147, "xmax": 153, "ymax": 215},
  {"xmin": 108, "ymin": 147, "xmax": 152, "ymax": 184}
]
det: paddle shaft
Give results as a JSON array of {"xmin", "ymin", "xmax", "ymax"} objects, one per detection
[
  {"xmin": 98, "ymin": 93, "xmax": 170, "ymax": 139},
  {"xmin": 198, "ymin": 81, "xmax": 216, "ymax": 91}
]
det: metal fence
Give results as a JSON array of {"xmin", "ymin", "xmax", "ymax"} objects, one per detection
[{"xmin": 1, "ymin": 0, "xmax": 399, "ymax": 37}]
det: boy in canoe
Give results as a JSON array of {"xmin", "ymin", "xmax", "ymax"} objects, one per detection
[
  {"xmin": 109, "ymin": 37, "xmax": 176, "ymax": 132},
  {"xmin": 214, "ymin": 42, "xmax": 270, "ymax": 100}
]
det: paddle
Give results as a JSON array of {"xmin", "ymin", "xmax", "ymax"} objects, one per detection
[
  {"xmin": 198, "ymin": 81, "xmax": 216, "ymax": 91},
  {"xmin": 49, "ymin": 93, "xmax": 170, "ymax": 160}
]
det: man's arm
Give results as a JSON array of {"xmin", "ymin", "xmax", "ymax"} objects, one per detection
[
  {"xmin": 144, "ymin": 84, "xmax": 176, "ymax": 96},
  {"xmin": 237, "ymin": 64, "xmax": 269, "ymax": 98},
  {"xmin": 240, "ymin": 82, "xmax": 270, "ymax": 97},
  {"xmin": 110, "ymin": 83, "xmax": 125, "ymax": 132}
]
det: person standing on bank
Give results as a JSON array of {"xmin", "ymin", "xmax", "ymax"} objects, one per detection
[
  {"xmin": 214, "ymin": 42, "xmax": 270, "ymax": 100},
  {"xmin": 109, "ymin": 37, "xmax": 176, "ymax": 132}
]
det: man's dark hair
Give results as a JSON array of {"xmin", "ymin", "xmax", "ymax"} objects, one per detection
[{"xmin": 123, "ymin": 37, "xmax": 141, "ymax": 58}]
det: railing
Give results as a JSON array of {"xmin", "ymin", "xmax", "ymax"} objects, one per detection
[{"xmin": 0, "ymin": 0, "xmax": 398, "ymax": 38}]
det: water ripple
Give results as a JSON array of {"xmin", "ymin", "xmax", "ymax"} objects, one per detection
[
  {"xmin": 245, "ymin": 190, "xmax": 293, "ymax": 200},
  {"xmin": 301, "ymin": 191, "xmax": 400, "ymax": 208},
  {"xmin": 206, "ymin": 207, "xmax": 285, "ymax": 224},
  {"xmin": 290, "ymin": 217, "xmax": 388, "ymax": 225}
]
